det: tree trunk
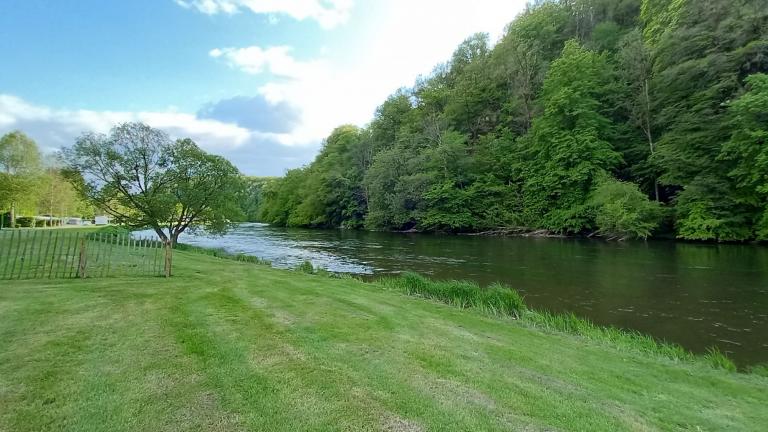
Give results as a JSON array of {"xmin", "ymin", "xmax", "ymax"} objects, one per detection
[
  {"xmin": 164, "ymin": 240, "xmax": 173, "ymax": 278},
  {"xmin": 643, "ymin": 80, "xmax": 660, "ymax": 202},
  {"xmin": 152, "ymin": 227, "xmax": 169, "ymax": 244},
  {"xmin": 10, "ymin": 202, "xmax": 15, "ymax": 228}
]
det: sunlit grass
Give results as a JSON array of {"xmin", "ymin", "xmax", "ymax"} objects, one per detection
[{"xmin": 1, "ymin": 250, "xmax": 766, "ymax": 431}]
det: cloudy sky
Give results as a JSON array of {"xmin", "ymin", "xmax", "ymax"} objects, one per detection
[{"xmin": 0, "ymin": 0, "xmax": 527, "ymax": 175}]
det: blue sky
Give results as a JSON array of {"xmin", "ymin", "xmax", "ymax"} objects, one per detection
[{"xmin": 0, "ymin": 0, "xmax": 526, "ymax": 175}]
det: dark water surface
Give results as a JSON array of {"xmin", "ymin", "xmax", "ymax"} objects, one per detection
[{"xmin": 171, "ymin": 223, "xmax": 768, "ymax": 366}]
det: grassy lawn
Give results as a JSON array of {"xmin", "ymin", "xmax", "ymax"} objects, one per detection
[{"xmin": 1, "ymin": 251, "xmax": 766, "ymax": 431}]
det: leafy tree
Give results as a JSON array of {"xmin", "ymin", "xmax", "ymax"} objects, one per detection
[
  {"xmin": 238, "ymin": 177, "xmax": 273, "ymax": 222},
  {"xmin": 368, "ymin": 91, "xmax": 415, "ymax": 154},
  {"xmin": 63, "ymin": 122, "xmax": 244, "ymax": 245},
  {"xmin": 616, "ymin": 28, "xmax": 660, "ymax": 199},
  {"xmin": 258, "ymin": 169, "xmax": 310, "ymax": 227},
  {"xmin": 652, "ymin": 0, "xmax": 768, "ymax": 240},
  {"xmin": 0, "ymin": 131, "xmax": 41, "ymax": 227},
  {"xmin": 522, "ymin": 40, "xmax": 621, "ymax": 233},
  {"xmin": 363, "ymin": 148, "xmax": 429, "ymax": 230},
  {"xmin": 640, "ymin": 0, "xmax": 685, "ymax": 47},
  {"xmin": 38, "ymin": 167, "xmax": 93, "ymax": 224},
  {"xmin": 720, "ymin": 73, "xmax": 768, "ymax": 239}
]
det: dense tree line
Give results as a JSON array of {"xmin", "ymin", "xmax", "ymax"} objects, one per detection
[
  {"xmin": 259, "ymin": 0, "xmax": 768, "ymax": 240},
  {"xmin": 1, "ymin": 131, "xmax": 93, "ymax": 228}
]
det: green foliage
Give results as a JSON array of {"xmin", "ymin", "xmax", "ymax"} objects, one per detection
[
  {"xmin": 37, "ymin": 163, "xmax": 94, "ymax": 221},
  {"xmin": 385, "ymin": 271, "xmax": 747, "ymax": 371},
  {"xmin": 521, "ymin": 40, "xmax": 621, "ymax": 233},
  {"xmin": 296, "ymin": 260, "xmax": 315, "ymax": 274},
  {"xmin": 387, "ymin": 272, "xmax": 526, "ymax": 318},
  {"xmin": 253, "ymin": 0, "xmax": 768, "ymax": 241},
  {"xmin": 674, "ymin": 180, "xmax": 754, "ymax": 241},
  {"xmin": 64, "ymin": 123, "xmax": 244, "ymax": 244},
  {"xmin": 704, "ymin": 347, "xmax": 738, "ymax": 372},
  {"xmin": 97, "ymin": 225, "xmax": 133, "ymax": 238},
  {"xmin": 640, "ymin": 0, "xmax": 685, "ymax": 47},
  {"xmin": 258, "ymin": 126, "xmax": 370, "ymax": 229},
  {"xmin": 421, "ymin": 181, "xmax": 475, "ymax": 231},
  {"xmin": 0, "ymin": 131, "xmax": 42, "ymax": 227},
  {"xmin": 237, "ymin": 177, "xmax": 273, "ymax": 222},
  {"xmin": 525, "ymin": 310, "xmax": 694, "ymax": 363},
  {"xmin": 0, "ymin": 131, "xmax": 41, "ymax": 175},
  {"xmin": 651, "ymin": 0, "xmax": 768, "ymax": 240},
  {"xmin": 590, "ymin": 178, "xmax": 660, "ymax": 239},
  {"xmin": 720, "ymin": 73, "xmax": 768, "ymax": 240}
]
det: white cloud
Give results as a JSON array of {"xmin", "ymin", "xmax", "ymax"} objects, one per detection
[
  {"xmin": 209, "ymin": 46, "xmax": 325, "ymax": 79},
  {"xmin": 209, "ymin": 0, "xmax": 528, "ymax": 147},
  {"xmin": 2, "ymin": 1, "xmax": 530, "ymax": 175},
  {"xmin": 175, "ymin": 0, "xmax": 353, "ymax": 29},
  {"xmin": 0, "ymin": 94, "xmax": 315, "ymax": 175},
  {"xmin": 0, "ymin": 94, "xmax": 251, "ymax": 152}
]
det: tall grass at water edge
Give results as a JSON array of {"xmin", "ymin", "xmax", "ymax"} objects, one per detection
[
  {"xmin": 381, "ymin": 272, "xmax": 744, "ymax": 373},
  {"xmin": 167, "ymin": 240, "xmax": 745, "ymax": 374},
  {"xmin": 382, "ymin": 272, "xmax": 526, "ymax": 319}
]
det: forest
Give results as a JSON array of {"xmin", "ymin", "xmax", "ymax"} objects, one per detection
[{"xmin": 256, "ymin": 0, "xmax": 768, "ymax": 241}]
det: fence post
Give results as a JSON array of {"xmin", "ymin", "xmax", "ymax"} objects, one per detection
[
  {"xmin": 77, "ymin": 238, "xmax": 87, "ymax": 279},
  {"xmin": 164, "ymin": 241, "xmax": 173, "ymax": 278}
]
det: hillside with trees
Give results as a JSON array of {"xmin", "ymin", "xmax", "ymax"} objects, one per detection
[{"xmin": 256, "ymin": 0, "xmax": 768, "ymax": 241}]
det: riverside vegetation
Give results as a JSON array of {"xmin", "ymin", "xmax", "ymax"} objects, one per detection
[
  {"xmin": 255, "ymin": 0, "xmax": 768, "ymax": 242},
  {"xmin": 2, "ymin": 232, "xmax": 767, "ymax": 431}
]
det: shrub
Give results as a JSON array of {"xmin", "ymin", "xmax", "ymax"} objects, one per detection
[
  {"xmin": 704, "ymin": 347, "xmax": 737, "ymax": 372},
  {"xmin": 296, "ymin": 260, "xmax": 315, "ymax": 274},
  {"xmin": 391, "ymin": 272, "xmax": 526, "ymax": 318},
  {"xmin": 15, "ymin": 217, "xmax": 34, "ymax": 227},
  {"xmin": 589, "ymin": 178, "xmax": 661, "ymax": 239}
]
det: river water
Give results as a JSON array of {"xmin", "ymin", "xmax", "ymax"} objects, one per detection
[{"xmin": 166, "ymin": 223, "xmax": 768, "ymax": 366}]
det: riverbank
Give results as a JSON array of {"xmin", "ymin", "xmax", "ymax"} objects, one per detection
[
  {"xmin": 1, "ymin": 249, "xmax": 767, "ymax": 430},
  {"xmin": 152, "ymin": 223, "xmax": 768, "ymax": 365}
]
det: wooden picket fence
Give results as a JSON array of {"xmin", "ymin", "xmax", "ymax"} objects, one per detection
[{"xmin": 0, "ymin": 229, "xmax": 171, "ymax": 280}]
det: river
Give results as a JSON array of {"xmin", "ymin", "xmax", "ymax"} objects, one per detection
[{"xmin": 160, "ymin": 223, "xmax": 768, "ymax": 366}]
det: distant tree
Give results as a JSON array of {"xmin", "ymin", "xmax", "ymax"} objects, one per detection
[
  {"xmin": 0, "ymin": 131, "xmax": 41, "ymax": 228},
  {"xmin": 238, "ymin": 177, "xmax": 273, "ymax": 222},
  {"xmin": 38, "ymin": 168, "xmax": 90, "ymax": 225},
  {"xmin": 63, "ymin": 122, "xmax": 244, "ymax": 245}
]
